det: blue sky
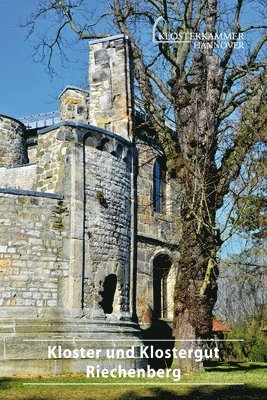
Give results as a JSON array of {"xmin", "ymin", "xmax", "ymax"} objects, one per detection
[
  {"xmin": 0, "ymin": 1, "xmax": 263, "ymax": 120},
  {"xmin": 0, "ymin": 0, "xmax": 92, "ymax": 118},
  {"xmin": 0, "ymin": 1, "xmax": 263, "ymax": 258}
]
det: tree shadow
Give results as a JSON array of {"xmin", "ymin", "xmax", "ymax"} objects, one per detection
[
  {"xmin": 141, "ymin": 319, "xmax": 175, "ymax": 369},
  {"xmin": 0, "ymin": 379, "xmax": 266, "ymax": 400},
  {"xmin": 0, "ymin": 377, "xmax": 14, "ymax": 389},
  {"xmin": 204, "ymin": 361, "xmax": 267, "ymax": 372},
  {"xmin": 118, "ymin": 386, "xmax": 267, "ymax": 400}
]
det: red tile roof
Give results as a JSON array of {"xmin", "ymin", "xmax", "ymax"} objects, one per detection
[{"xmin": 212, "ymin": 319, "xmax": 231, "ymax": 332}]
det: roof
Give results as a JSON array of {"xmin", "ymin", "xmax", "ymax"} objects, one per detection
[
  {"xmin": 18, "ymin": 99, "xmax": 176, "ymax": 132},
  {"xmin": 19, "ymin": 111, "xmax": 60, "ymax": 129},
  {"xmin": 212, "ymin": 319, "xmax": 231, "ymax": 332}
]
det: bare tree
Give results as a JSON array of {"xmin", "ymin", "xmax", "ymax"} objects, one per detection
[
  {"xmin": 214, "ymin": 246, "xmax": 266, "ymax": 362},
  {"xmin": 24, "ymin": 0, "xmax": 267, "ymax": 358},
  {"xmin": 217, "ymin": 246, "xmax": 266, "ymax": 324}
]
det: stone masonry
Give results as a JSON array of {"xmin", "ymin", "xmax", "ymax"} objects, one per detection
[
  {"xmin": 89, "ymin": 35, "xmax": 134, "ymax": 140},
  {"xmin": 0, "ymin": 34, "xmax": 180, "ymax": 376},
  {"xmin": 0, "ymin": 115, "xmax": 28, "ymax": 166}
]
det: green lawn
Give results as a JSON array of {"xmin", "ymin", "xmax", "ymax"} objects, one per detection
[{"xmin": 0, "ymin": 363, "xmax": 266, "ymax": 400}]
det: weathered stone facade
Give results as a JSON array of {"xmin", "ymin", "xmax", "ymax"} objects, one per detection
[
  {"xmin": 0, "ymin": 115, "xmax": 28, "ymax": 166},
  {"xmin": 0, "ymin": 193, "xmax": 68, "ymax": 309},
  {"xmin": 0, "ymin": 164, "xmax": 36, "ymax": 190},
  {"xmin": 84, "ymin": 137, "xmax": 132, "ymax": 319},
  {"xmin": 89, "ymin": 35, "xmax": 134, "ymax": 140},
  {"xmin": 0, "ymin": 34, "xmax": 180, "ymax": 376},
  {"xmin": 60, "ymin": 87, "xmax": 89, "ymax": 122},
  {"xmin": 135, "ymin": 134, "xmax": 180, "ymax": 321}
]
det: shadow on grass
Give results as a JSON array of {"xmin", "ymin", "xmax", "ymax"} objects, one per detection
[
  {"xmin": 204, "ymin": 362, "xmax": 267, "ymax": 373},
  {"xmin": 119, "ymin": 386, "xmax": 266, "ymax": 400},
  {"xmin": 0, "ymin": 384, "xmax": 265, "ymax": 400},
  {"xmin": 0, "ymin": 377, "xmax": 14, "ymax": 389}
]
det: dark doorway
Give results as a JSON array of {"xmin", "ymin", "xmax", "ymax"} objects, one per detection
[
  {"xmin": 153, "ymin": 254, "xmax": 172, "ymax": 319},
  {"xmin": 100, "ymin": 274, "xmax": 117, "ymax": 314}
]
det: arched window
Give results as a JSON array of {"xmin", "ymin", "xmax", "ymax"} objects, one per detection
[{"xmin": 153, "ymin": 158, "xmax": 166, "ymax": 213}]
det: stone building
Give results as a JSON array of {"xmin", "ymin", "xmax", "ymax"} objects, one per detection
[{"xmin": 0, "ymin": 35, "xmax": 180, "ymax": 376}]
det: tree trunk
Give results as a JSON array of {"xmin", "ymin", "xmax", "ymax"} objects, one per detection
[
  {"xmin": 170, "ymin": 51, "xmax": 222, "ymax": 371},
  {"xmin": 172, "ymin": 218, "xmax": 218, "ymax": 371}
]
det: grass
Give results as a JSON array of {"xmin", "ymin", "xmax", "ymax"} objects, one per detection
[{"xmin": 0, "ymin": 363, "xmax": 266, "ymax": 400}]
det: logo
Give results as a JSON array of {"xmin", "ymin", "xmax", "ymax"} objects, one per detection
[{"xmin": 152, "ymin": 16, "xmax": 244, "ymax": 49}]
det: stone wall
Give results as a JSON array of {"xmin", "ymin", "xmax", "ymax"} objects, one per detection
[
  {"xmin": 36, "ymin": 126, "xmax": 75, "ymax": 193},
  {"xmin": 136, "ymin": 135, "xmax": 180, "ymax": 242},
  {"xmin": 135, "ymin": 135, "xmax": 181, "ymax": 322},
  {"xmin": 0, "ymin": 164, "xmax": 36, "ymax": 190},
  {"xmin": 0, "ymin": 192, "xmax": 69, "ymax": 309},
  {"xmin": 0, "ymin": 115, "xmax": 28, "ymax": 166},
  {"xmin": 27, "ymin": 144, "xmax": 38, "ymax": 164},
  {"xmin": 83, "ymin": 133, "xmax": 132, "ymax": 319},
  {"xmin": 89, "ymin": 35, "xmax": 134, "ymax": 141},
  {"xmin": 60, "ymin": 87, "xmax": 89, "ymax": 122},
  {"xmin": 136, "ymin": 240, "xmax": 178, "ymax": 321}
]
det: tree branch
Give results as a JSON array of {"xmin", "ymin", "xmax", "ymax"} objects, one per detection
[
  {"xmin": 217, "ymin": 79, "xmax": 266, "ymax": 206},
  {"xmin": 220, "ymin": 0, "xmax": 243, "ymax": 69},
  {"xmin": 146, "ymin": 68, "xmax": 174, "ymax": 102}
]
